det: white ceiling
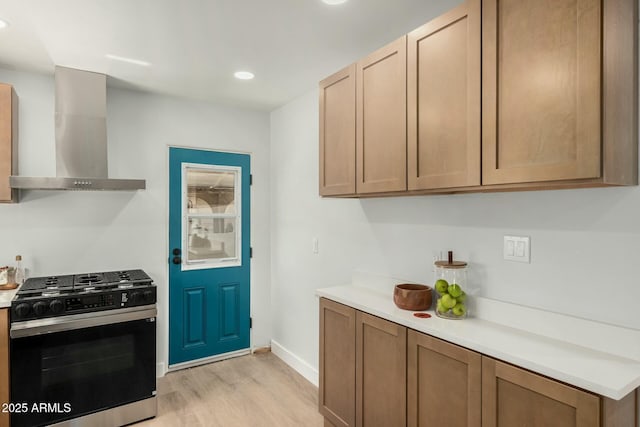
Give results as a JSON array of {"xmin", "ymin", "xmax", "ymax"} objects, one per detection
[{"xmin": 0, "ymin": 0, "xmax": 458, "ymax": 111}]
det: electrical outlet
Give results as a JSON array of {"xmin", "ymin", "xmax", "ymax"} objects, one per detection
[{"xmin": 504, "ymin": 235, "xmax": 530, "ymax": 263}]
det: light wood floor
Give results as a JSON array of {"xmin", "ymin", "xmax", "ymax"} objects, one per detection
[{"xmin": 134, "ymin": 352, "xmax": 324, "ymax": 427}]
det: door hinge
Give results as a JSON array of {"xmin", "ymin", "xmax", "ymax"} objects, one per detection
[
  {"xmin": 250, "ymin": 174, "xmax": 253, "ymax": 186},
  {"xmin": 250, "ymin": 247, "xmax": 253, "ymax": 258},
  {"xmin": 250, "ymin": 317, "xmax": 253, "ymax": 329}
]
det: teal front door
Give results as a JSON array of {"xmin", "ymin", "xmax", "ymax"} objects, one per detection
[{"xmin": 169, "ymin": 147, "xmax": 251, "ymax": 366}]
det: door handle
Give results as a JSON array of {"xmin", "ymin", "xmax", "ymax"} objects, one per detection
[
  {"xmin": 172, "ymin": 248, "xmax": 181, "ymax": 256},
  {"xmin": 172, "ymin": 256, "xmax": 182, "ymax": 265}
]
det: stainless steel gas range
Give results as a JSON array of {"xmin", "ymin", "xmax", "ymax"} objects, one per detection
[{"xmin": 9, "ymin": 269, "xmax": 157, "ymax": 427}]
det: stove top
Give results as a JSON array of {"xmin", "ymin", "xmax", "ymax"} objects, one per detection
[
  {"xmin": 12, "ymin": 269, "xmax": 156, "ymax": 322},
  {"xmin": 17, "ymin": 269, "xmax": 153, "ymax": 298}
]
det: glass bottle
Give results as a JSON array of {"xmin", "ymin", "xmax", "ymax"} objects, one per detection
[
  {"xmin": 434, "ymin": 251, "xmax": 469, "ymax": 319},
  {"xmin": 14, "ymin": 255, "xmax": 25, "ymax": 285}
]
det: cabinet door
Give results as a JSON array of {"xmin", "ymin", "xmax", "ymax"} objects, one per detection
[
  {"xmin": 319, "ymin": 298, "xmax": 356, "ymax": 427},
  {"xmin": 320, "ymin": 65, "xmax": 356, "ymax": 196},
  {"xmin": 407, "ymin": 0, "xmax": 480, "ymax": 190},
  {"xmin": 407, "ymin": 330, "xmax": 481, "ymax": 427},
  {"xmin": 0, "ymin": 309, "xmax": 8, "ymax": 427},
  {"xmin": 482, "ymin": 357, "xmax": 600, "ymax": 427},
  {"xmin": 356, "ymin": 311, "xmax": 406, "ymax": 427},
  {"xmin": 482, "ymin": 0, "xmax": 601, "ymax": 185},
  {"xmin": 356, "ymin": 37, "xmax": 407, "ymax": 194},
  {"xmin": 0, "ymin": 84, "xmax": 18, "ymax": 202}
]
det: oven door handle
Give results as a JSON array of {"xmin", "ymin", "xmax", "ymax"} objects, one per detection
[{"xmin": 10, "ymin": 306, "xmax": 157, "ymax": 338}]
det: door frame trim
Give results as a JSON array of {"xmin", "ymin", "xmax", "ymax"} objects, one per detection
[
  {"xmin": 165, "ymin": 145, "xmax": 253, "ymax": 376},
  {"xmin": 167, "ymin": 348, "xmax": 250, "ymax": 372}
]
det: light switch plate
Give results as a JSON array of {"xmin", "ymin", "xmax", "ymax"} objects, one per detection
[{"xmin": 504, "ymin": 235, "xmax": 530, "ymax": 263}]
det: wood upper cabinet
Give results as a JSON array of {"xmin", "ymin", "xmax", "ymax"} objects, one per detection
[
  {"xmin": 319, "ymin": 0, "xmax": 636, "ymax": 197},
  {"xmin": 355, "ymin": 311, "xmax": 406, "ymax": 427},
  {"xmin": 482, "ymin": 356, "xmax": 600, "ymax": 427},
  {"xmin": 319, "ymin": 65, "xmax": 356, "ymax": 196},
  {"xmin": 319, "ymin": 298, "xmax": 356, "ymax": 427},
  {"xmin": 356, "ymin": 37, "xmax": 407, "ymax": 194},
  {"xmin": 0, "ymin": 83, "xmax": 18, "ymax": 203},
  {"xmin": 407, "ymin": 0, "xmax": 481, "ymax": 190},
  {"xmin": 482, "ymin": 0, "xmax": 637, "ymax": 186},
  {"xmin": 407, "ymin": 330, "xmax": 481, "ymax": 427}
]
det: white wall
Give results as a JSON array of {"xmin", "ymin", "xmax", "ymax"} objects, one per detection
[
  {"xmin": 0, "ymin": 68, "xmax": 271, "ymax": 374},
  {"xmin": 270, "ymin": 88, "xmax": 640, "ymax": 379}
]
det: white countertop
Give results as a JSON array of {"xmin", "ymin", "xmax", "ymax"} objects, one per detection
[
  {"xmin": 317, "ymin": 283, "xmax": 640, "ymax": 401},
  {"xmin": 0, "ymin": 284, "xmax": 19, "ymax": 308}
]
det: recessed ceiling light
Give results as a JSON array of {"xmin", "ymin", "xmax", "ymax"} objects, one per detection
[
  {"xmin": 0, "ymin": 19, "xmax": 9, "ymax": 29},
  {"xmin": 105, "ymin": 54, "xmax": 151, "ymax": 67},
  {"xmin": 322, "ymin": 0, "xmax": 348, "ymax": 4},
  {"xmin": 234, "ymin": 71, "xmax": 255, "ymax": 80}
]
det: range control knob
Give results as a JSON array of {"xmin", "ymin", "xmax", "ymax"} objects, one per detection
[
  {"xmin": 129, "ymin": 291, "xmax": 142, "ymax": 305},
  {"xmin": 143, "ymin": 290, "xmax": 154, "ymax": 304},
  {"xmin": 14, "ymin": 303, "xmax": 31, "ymax": 318},
  {"xmin": 49, "ymin": 299, "xmax": 64, "ymax": 314},
  {"xmin": 33, "ymin": 302, "xmax": 48, "ymax": 316}
]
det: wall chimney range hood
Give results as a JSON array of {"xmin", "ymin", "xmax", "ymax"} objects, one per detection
[{"xmin": 10, "ymin": 66, "xmax": 145, "ymax": 191}]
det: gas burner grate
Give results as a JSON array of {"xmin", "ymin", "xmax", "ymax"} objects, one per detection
[
  {"xmin": 42, "ymin": 291, "xmax": 61, "ymax": 297},
  {"xmin": 76, "ymin": 275, "xmax": 101, "ymax": 283}
]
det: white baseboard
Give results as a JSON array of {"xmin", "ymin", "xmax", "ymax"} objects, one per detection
[
  {"xmin": 156, "ymin": 362, "xmax": 166, "ymax": 378},
  {"xmin": 271, "ymin": 339, "xmax": 318, "ymax": 387}
]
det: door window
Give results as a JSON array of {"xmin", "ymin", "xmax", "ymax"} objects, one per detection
[{"xmin": 182, "ymin": 163, "xmax": 242, "ymax": 270}]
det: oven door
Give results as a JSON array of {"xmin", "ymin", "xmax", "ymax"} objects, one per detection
[{"xmin": 10, "ymin": 306, "xmax": 156, "ymax": 427}]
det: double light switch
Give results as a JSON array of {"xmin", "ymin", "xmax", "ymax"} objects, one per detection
[{"xmin": 504, "ymin": 235, "xmax": 530, "ymax": 263}]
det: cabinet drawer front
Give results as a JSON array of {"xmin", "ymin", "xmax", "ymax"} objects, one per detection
[
  {"xmin": 407, "ymin": 329, "xmax": 481, "ymax": 427},
  {"xmin": 482, "ymin": 0, "xmax": 601, "ymax": 184},
  {"xmin": 482, "ymin": 357, "xmax": 600, "ymax": 427},
  {"xmin": 408, "ymin": 0, "xmax": 481, "ymax": 190},
  {"xmin": 356, "ymin": 37, "xmax": 407, "ymax": 194},
  {"xmin": 320, "ymin": 65, "xmax": 356, "ymax": 196},
  {"xmin": 356, "ymin": 311, "xmax": 406, "ymax": 427},
  {"xmin": 319, "ymin": 298, "xmax": 356, "ymax": 427}
]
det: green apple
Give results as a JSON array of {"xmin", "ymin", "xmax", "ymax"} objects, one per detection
[
  {"xmin": 448, "ymin": 284, "xmax": 462, "ymax": 298},
  {"xmin": 441, "ymin": 294, "xmax": 457, "ymax": 309},
  {"xmin": 435, "ymin": 279, "xmax": 449, "ymax": 294},
  {"xmin": 457, "ymin": 291, "xmax": 467, "ymax": 303},
  {"xmin": 436, "ymin": 300, "xmax": 448, "ymax": 313},
  {"xmin": 452, "ymin": 303, "xmax": 466, "ymax": 317}
]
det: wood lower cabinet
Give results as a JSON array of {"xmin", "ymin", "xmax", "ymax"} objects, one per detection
[
  {"xmin": 319, "ymin": 65, "xmax": 356, "ymax": 196},
  {"xmin": 482, "ymin": 356, "xmax": 600, "ymax": 427},
  {"xmin": 320, "ymin": 298, "xmax": 639, "ymax": 427},
  {"xmin": 319, "ymin": 298, "xmax": 356, "ymax": 427},
  {"xmin": 356, "ymin": 311, "xmax": 406, "ymax": 427},
  {"xmin": 0, "ymin": 309, "xmax": 9, "ymax": 427},
  {"xmin": 407, "ymin": 330, "xmax": 481, "ymax": 427},
  {"xmin": 356, "ymin": 36, "xmax": 407, "ymax": 194},
  {"xmin": 0, "ymin": 83, "xmax": 18, "ymax": 203},
  {"xmin": 407, "ymin": 0, "xmax": 481, "ymax": 190},
  {"xmin": 319, "ymin": 298, "xmax": 407, "ymax": 427}
]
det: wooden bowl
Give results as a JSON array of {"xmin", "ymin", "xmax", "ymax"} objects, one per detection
[{"xmin": 393, "ymin": 284, "xmax": 432, "ymax": 311}]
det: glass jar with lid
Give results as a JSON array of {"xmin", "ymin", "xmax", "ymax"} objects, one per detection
[{"xmin": 434, "ymin": 251, "xmax": 469, "ymax": 319}]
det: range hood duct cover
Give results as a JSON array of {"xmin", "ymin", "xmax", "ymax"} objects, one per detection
[{"xmin": 9, "ymin": 66, "xmax": 145, "ymax": 191}]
